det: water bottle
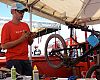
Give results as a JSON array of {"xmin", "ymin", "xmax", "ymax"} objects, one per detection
[
  {"xmin": 11, "ymin": 66, "xmax": 16, "ymax": 80},
  {"xmin": 33, "ymin": 65, "xmax": 39, "ymax": 80}
]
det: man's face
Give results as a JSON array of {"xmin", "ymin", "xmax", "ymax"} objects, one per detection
[{"xmin": 14, "ymin": 9, "xmax": 25, "ymax": 20}]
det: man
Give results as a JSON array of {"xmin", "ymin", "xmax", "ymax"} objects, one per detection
[{"xmin": 1, "ymin": 2, "xmax": 36, "ymax": 76}]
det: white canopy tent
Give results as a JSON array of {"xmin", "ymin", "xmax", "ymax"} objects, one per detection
[{"xmin": 0, "ymin": 0, "xmax": 100, "ymax": 26}]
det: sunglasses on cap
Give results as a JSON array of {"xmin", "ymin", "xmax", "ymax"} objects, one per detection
[{"xmin": 16, "ymin": 10, "xmax": 25, "ymax": 14}]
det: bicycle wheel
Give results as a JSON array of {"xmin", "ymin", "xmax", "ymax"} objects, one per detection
[
  {"xmin": 45, "ymin": 34, "xmax": 67, "ymax": 68},
  {"xmin": 86, "ymin": 64, "xmax": 100, "ymax": 79}
]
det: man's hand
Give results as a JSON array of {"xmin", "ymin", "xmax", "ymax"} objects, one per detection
[
  {"xmin": 20, "ymin": 30, "xmax": 31, "ymax": 40},
  {"xmin": 27, "ymin": 32, "xmax": 37, "ymax": 45},
  {"xmin": 29, "ymin": 32, "xmax": 37, "ymax": 39}
]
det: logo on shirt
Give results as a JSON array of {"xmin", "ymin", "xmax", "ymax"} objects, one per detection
[{"xmin": 15, "ymin": 30, "xmax": 25, "ymax": 34}]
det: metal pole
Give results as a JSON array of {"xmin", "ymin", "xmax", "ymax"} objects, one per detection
[
  {"xmin": 29, "ymin": 6, "xmax": 33, "ymax": 66},
  {"xmin": 97, "ymin": 49, "xmax": 100, "ymax": 65}
]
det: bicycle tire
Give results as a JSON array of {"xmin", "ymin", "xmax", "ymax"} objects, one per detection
[
  {"xmin": 86, "ymin": 64, "xmax": 100, "ymax": 79},
  {"xmin": 45, "ymin": 34, "xmax": 67, "ymax": 68}
]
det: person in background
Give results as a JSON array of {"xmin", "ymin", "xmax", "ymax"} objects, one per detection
[
  {"xmin": 1, "ymin": 2, "xmax": 37, "ymax": 76},
  {"xmin": 34, "ymin": 45, "xmax": 41, "ymax": 56}
]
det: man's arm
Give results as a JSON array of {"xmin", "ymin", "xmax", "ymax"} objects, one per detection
[{"xmin": 1, "ymin": 31, "xmax": 30, "ymax": 49}]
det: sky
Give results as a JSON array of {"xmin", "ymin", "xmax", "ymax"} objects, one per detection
[
  {"xmin": 0, "ymin": 2, "xmax": 100, "ymax": 54},
  {"xmin": 0, "ymin": 2, "xmax": 53, "ymax": 31},
  {"xmin": 0, "ymin": 2, "xmax": 52, "ymax": 22}
]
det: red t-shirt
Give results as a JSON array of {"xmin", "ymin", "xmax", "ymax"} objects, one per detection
[{"xmin": 1, "ymin": 21, "xmax": 30, "ymax": 61}]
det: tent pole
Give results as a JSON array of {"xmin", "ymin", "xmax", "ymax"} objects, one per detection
[{"xmin": 29, "ymin": 6, "xmax": 33, "ymax": 66}]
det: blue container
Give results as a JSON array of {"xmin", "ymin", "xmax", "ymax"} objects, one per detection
[{"xmin": 87, "ymin": 35, "xmax": 99, "ymax": 47}]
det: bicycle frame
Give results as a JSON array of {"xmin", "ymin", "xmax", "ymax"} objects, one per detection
[{"xmin": 49, "ymin": 40, "xmax": 100, "ymax": 67}]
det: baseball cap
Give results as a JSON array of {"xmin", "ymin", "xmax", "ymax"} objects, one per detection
[{"xmin": 11, "ymin": 2, "xmax": 28, "ymax": 12}]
